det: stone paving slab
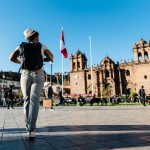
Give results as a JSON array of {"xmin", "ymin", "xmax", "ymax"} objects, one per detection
[{"xmin": 1, "ymin": 105, "xmax": 150, "ymax": 149}]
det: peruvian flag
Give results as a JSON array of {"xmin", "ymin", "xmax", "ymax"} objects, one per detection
[{"xmin": 60, "ymin": 29, "xmax": 68, "ymax": 58}]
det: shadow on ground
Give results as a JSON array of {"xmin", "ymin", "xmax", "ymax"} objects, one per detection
[{"xmin": 1, "ymin": 125, "xmax": 150, "ymax": 149}]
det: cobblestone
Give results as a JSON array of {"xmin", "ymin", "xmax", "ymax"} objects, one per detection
[{"xmin": 0, "ymin": 105, "xmax": 150, "ymax": 149}]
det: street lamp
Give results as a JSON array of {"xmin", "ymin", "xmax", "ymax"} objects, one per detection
[
  {"xmin": 2, "ymin": 74, "xmax": 5, "ymax": 90},
  {"xmin": 1, "ymin": 74, "xmax": 6, "ymax": 97},
  {"xmin": 55, "ymin": 72, "xmax": 59, "ymax": 84},
  {"xmin": 50, "ymin": 61, "xmax": 52, "ymax": 84}
]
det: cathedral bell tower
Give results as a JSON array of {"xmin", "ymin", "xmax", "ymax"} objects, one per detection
[
  {"xmin": 133, "ymin": 38, "xmax": 150, "ymax": 63},
  {"xmin": 70, "ymin": 50, "xmax": 87, "ymax": 95},
  {"xmin": 70, "ymin": 50, "xmax": 87, "ymax": 72}
]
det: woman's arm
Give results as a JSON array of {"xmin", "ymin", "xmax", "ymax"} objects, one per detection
[
  {"xmin": 44, "ymin": 49, "xmax": 54, "ymax": 62},
  {"xmin": 9, "ymin": 50, "xmax": 21, "ymax": 64}
]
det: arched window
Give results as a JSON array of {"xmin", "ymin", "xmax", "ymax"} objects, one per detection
[
  {"xmin": 126, "ymin": 70, "xmax": 130, "ymax": 76},
  {"xmin": 73, "ymin": 62, "xmax": 76, "ymax": 70},
  {"xmin": 105, "ymin": 70, "xmax": 109, "ymax": 77},
  {"xmin": 104, "ymin": 60, "xmax": 108, "ymax": 64},
  {"xmin": 77, "ymin": 61, "xmax": 80, "ymax": 68},
  {"xmin": 89, "ymin": 91, "xmax": 92, "ymax": 94},
  {"xmin": 138, "ymin": 52, "xmax": 142, "ymax": 61},
  {"xmin": 144, "ymin": 51, "xmax": 149, "ymax": 61},
  {"xmin": 88, "ymin": 74, "xmax": 91, "ymax": 80}
]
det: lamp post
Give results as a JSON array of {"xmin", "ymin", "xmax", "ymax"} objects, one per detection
[
  {"xmin": 55, "ymin": 73, "xmax": 58, "ymax": 84},
  {"xmin": 2, "ymin": 74, "xmax": 5, "ymax": 91},
  {"xmin": 50, "ymin": 62, "xmax": 52, "ymax": 84}
]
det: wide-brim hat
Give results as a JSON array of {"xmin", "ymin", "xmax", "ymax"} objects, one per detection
[{"xmin": 23, "ymin": 28, "xmax": 37, "ymax": 39}]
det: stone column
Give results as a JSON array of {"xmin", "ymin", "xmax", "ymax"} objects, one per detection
[
  {"xmin": 76, "ymin": 55, "xmax": 78, "ymax": 71},
  {"xmin": 141, "ymin": 49, "xmax": 145, "ymax": 62},
  {"xmin": 109, "ymin": 70, "xmax": 111, "ymax": 78},
  {"xmin": 133, "ymin": 48, "xmax": 139, "ymax": 63},
  {"xmin": 70, "ymin": 57, "xmax": 73, "ymax": 71},
  {"xmin": 118, "ymin": 69, "xmax": 122, "ymax": 95},
  {"xmin": 112, "ymin": 69, "xmax": 115, "ymax": 79},
  {"xmin": 100, "ymin": 71, "xmax": 103, "ymax": 97},
  {"xmin": 147, "ymin": 45, "xmax": 150, "ymax": 62}
]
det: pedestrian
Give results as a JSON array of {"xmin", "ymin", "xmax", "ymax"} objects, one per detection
[
  {"xmin": 1, "ymin": 90, "xmax": 7, "ymax": 107},
  {"xmin": 44, "ymin": 81, "xmax": 55, "ymax": 110},
  {"xmin": 59, "ymin": 90, "xmax": 64, "ymax": 106},
  {"xmin": 139, "ymin": 85, "xmax": 146, "ymax": 106},
  {"xmin": 90, "ymin": 94, "xmax": 95, "ymax": 106},
  {"xmin": 9, "ymin": 28, "xmax": 53, "ymax": 140},
  {"xmin": 7, "ymin": 89, "xmax": 14, "ymax": 109}
]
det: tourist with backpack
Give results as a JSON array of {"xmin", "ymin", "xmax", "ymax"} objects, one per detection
[{"xmin": 9, "ymin": 28, "xmax": 53, "ymax": 140}]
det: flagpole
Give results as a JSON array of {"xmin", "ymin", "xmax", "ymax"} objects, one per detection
[
  {"xmin": 50, "ymin": 61, "xmax": 52, "ymax": 84},
  {"xmin": 61, "ymin": 26, "xmax": 64, "ymax": 95},
  {"xmin": 62, "ymin": 55, "xmax": 64, "ymax": 95},
  {"xmin": 89, "ymin": 36, "xmax": 94, "ymax": 95}
]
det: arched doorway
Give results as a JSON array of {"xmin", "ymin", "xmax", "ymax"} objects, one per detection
[
  {"xmin": 102, "ymin": 83, "xmax": 112, "ymax": 97},
  {"xmin": 127, "ymin": 88, "xmax": 131, "ymax": 95}
]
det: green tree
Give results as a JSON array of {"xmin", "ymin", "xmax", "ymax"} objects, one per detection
[{"xmin": 18, "ymin": 89, "xmax": 23, "ymax": 98}]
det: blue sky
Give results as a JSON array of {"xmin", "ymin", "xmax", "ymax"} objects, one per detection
[{"xmin": 0, "ymin": 0, "xmax": 150, "ymax": 74}]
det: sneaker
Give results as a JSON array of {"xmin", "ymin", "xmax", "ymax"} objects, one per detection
[{"xmin": 28, "ymin": 131, "xmax": 36, "ymax": 140}]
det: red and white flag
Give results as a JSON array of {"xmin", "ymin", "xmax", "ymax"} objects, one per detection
[{"xmin": 60, "ymin": 29, "xmax": 68, "ymax": 58}]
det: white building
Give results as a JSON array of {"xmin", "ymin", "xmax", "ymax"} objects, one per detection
[{"xmin": 0, "ymin": 79, "xmax": 20, "ymax": 89}]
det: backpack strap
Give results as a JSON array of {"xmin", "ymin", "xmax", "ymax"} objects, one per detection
[{"xmin": 18, "ymin": 42, "xmax": 26, "ymax": 73}]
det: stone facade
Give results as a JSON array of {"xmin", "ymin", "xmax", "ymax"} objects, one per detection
[{"xmin": 70, "ymin": 39, "xmax": 150, "ymax": 96}]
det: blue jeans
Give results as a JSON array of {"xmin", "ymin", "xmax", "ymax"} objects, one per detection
[
  {"xmin": 2, "ymin": 98, "xmax": 7, "ymax": 107},
  {"xmin": 140, "ymin": 97, "xmax": 146, "ymax": 106},
  {"xmin": 21, "ymin": 69, "xmax": 44, "ymax": 132}
]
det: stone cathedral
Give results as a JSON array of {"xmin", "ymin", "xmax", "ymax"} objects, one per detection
[{"xmin": 69, "ymin": 38, "xmax": 150, "ymax": 97}]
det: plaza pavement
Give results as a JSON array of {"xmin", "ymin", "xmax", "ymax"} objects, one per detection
[{"xmin": 1, "ymin": 105, "xmax": 150, "ymax": 150}]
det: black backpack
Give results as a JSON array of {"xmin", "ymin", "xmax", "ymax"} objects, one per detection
[{"xmin": 20, "ymin": 42, "xmax": 43, "ymax": 71}]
